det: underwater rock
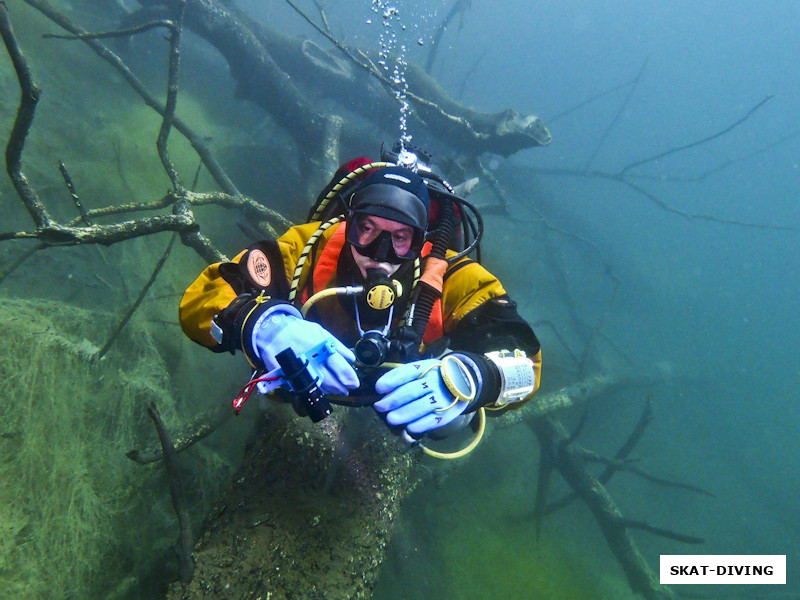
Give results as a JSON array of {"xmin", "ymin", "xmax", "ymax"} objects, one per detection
[{"xmin": 0, "ymin": 297, "xmax": 233, "ymax": 599}]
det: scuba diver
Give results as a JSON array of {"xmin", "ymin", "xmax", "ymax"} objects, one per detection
[{"xmin": 179, "ymin": 147, "xmax": 541, "ymax": 450}]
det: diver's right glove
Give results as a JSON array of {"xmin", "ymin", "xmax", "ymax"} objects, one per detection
[
  {"xmin": 374, "ymin": 350, "xmax": 538, "ymax": 434},
  {"xmin": 373, "ymin": 358, "xmax": 473, "ymax": 435},
  {"xmin": 243, "ymin": 302, "xmax": 359, "ymax": 396}
]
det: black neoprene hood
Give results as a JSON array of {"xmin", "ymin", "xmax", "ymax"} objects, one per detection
[{"xmin": 349, "ymin": 166, "xmax": 430, "ymax": 231}]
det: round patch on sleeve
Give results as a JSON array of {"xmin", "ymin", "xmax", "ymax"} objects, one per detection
[{"xmin": 247, "ymin": 249, "xmax": 272, "ymax": 287}]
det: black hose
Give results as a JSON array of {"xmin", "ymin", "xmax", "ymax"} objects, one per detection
[{"xmin": 411, "ymin": 200, "xmax": 456, "ymax": 338}]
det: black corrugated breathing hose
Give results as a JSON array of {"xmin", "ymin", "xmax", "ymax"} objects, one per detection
[{"xmin": 411, "ymin": 199, "xmax": 457, "ymax": 339}]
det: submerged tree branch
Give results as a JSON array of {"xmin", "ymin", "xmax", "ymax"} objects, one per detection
[
  {"xmin": 1, "ymin": 2, "xmax": 50, "ymax": 227},
  {"xmin": 1, "ymin": 0, "xmax": 295, "ymax": 270},
  {"xmin": 156, "ymin": 0, "xmax": 186, "ymax": 192},
  {"xmin": 424, "ymin": 0, "xmax": 472, "ymax": 74},
  {"xmin": 128, "ymin": 403, "xmax": 235, "ymax": 464},
  {"xmin": 583, "ymin": 58, "xmax": 648, "ymax": 172},
  {"xmin": 517, "ymin": 164, "xmax": 794, "ymax": 231},
  {"xmin": 43, "ymin": 19, "xmax": 176, "ymax": 41},
  {"xmin": 58, "ymin": 160, "xmax": 92, "ymax": 225},
  {"xmin": 579, "ymin": 448, "xmax": 715, "ymax": 497},
  {"xmin": 96, "ymin": 233, "xmax": 177, "ymax": 360},
  {"xmin": 621, "ymin": 519, "xmax": 705, "ymax": 545},
  {"xmin": 619, "ymin": 95, "xmax": 773, "ymax": 176},
  {"xmin": 23, "ymin": 0, "xmax": 242, "ymax": 198},
  {"xmin": 147, "ymin": 403, "xmax": 195, "ymax": 586},
  {"xmin": 532, "ymin": 416, "xmax": 679, "ymax": 600}
]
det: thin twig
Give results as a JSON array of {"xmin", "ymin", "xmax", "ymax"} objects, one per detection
[
  {"xmin": 96, "ymin": 233, "xmax": 177, "ymax": 360},
  {"xmin": 580, "ymin": 449, "xmax": 716, "ymax": 497},
  {"xmin": 190, "ymin": 158, "xmax": 203, "ymax": 192},
  {"xmin": 310, "ymin": 0, "xmax": 331, "ymax": 34},
  {"xmin": 43, "ymin": 19, "xmax": 175, "ymax": 41},
  {"xmin": 58, "ymin": 160, "xmax": 92, "ymax": 225},
  {"xmin": 621, "ymin": 519, "xmax": 705, "ymax": 544},
  {"xmin": 619, "ymin": 95, "xmax": 774, "ymax": 176},
  {"xmin": 566, "ymin": 408, "xmax": 589, "ymax": 445},
  {"xmin": 583, "ymin": 58, "xmax": 648, "ymax": 172},
  {"xmin": 456, "ymin": 48, "xmax": 486, "ymax": 101},
  {"xmin": 627, "ymin": 128, "xmax": 800, "ymax": 183},
  {"xmin": 0, "ymin": 241, "xmax": 43, "ymax": 285},
  {"xmin": 547, "ymin": 78, "xmax": 639, "ymax": 123},
  {"xmin": 425, "ymin": 0, "xmax": 472, "ymax": 74},
  {"xmin": 515, "ymin": 166, "xmax": 795, "ymax": 231}
]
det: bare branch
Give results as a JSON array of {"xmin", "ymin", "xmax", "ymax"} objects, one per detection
[
  {"xmin": 96, "ymin": 233, "xmax": 177, "ymax": 360},
  {"xmin": 310, "ymin": 0, "xmax": 331, "ymax": 35},
  {"xmin": 1, "ymin": 2, "xmax": 51, "ymax": 227},
  {"xmin": 155, "ymin": 0, "xmax": 186, "ymax": 192},
  {"xmin": 146, "ymin": 403, "xmax": 195, "ymax": 585},
  {"xmin": 612, "ymin": 398, "xmax": 654, "ymax": 462},
  {"xmin": 620, "ymin": 519, "xmax": 705, "ymax": 545},
  {"xmin": 127, "ymin": 403, "xmax": 235, "ymax": 464},
  {"xmin": 23, "ymin": 0, "xmax": 241, "ymax": 197},
  {"xmin": 533, "ymin": 416, "xmax": 678, "ymax": 600},
  {"xmin": 619, "ymin": 95, "xmax": 774, "ymax": 176},
  {"xmin": 0, "ymin": 241, "xmax": 42, "ymax": 285},
  {"xmin": 583, "ymin": 58, "xmax": 648, "ymax": 172},
  {"xmin": 43, "ymin": 19, "xmax": 176, "ymax": 41},
  {"xmin": 627, "ymin": 128, "xmax": 800, "ymax": 183},
  {"xmin": 425, "ymin": 0, "xmax": 472, "ymax": 74},
  {"xmin": 58, "ymin": 160, "xmax": 92, "ymax": 225},
  {"xmin": 547, "ymin": 77, "xmax": 639, "ymax": 123},
  {"xmin": 520, "ymin": 166, "xmax": 795, "ymax": 231},
  {"xmin": 546, "ymin": 400, "xmax": 656, "ymax": 513},
  {"xmin": 2, "ymin": 211, "xmax": 198, "ymax": 245},
  {"xmin": 173, "ymin": 200, "xmax": 227, "ymax": 263},
  {"xmin": 578, "ymin": 448, "xmax": 715, "ymax": 497},
  {"xmin": 456, "ymin": 48, "xmax": 486, "ymax": 101}
]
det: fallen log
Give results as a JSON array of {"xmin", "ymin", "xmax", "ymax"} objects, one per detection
[
  {"xmin": 162, "ymin": 374, "xmax": 631, "ymax": 598},
  {"xmin": 127, "ymin": 0, "xmax": 551, "ymax": 159}
]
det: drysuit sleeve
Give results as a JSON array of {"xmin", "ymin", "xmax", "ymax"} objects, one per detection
[
  {"xmin": 447, "ymin": 295, "xmax": 542, "ymax": 410},
  {"xmin": 179, "ymin": 240, "xmax": 290, "ymax": 353}
]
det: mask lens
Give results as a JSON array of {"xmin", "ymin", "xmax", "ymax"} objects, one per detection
[{"xmin": 348, "ymin": 214, "xmax": 422, "ymax": 262}]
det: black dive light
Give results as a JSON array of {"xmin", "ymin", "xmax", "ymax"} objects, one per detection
[{"xmin": 275, "ymin": 347, "xmax": 332, "ymax": 423}]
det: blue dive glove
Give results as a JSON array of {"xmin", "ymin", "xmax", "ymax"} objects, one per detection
[
  {"xmin": 373, "ymin": 358, "xmax": 475, "ymax": 435},
  {"xmin": 251, "ymin": 306, "xmax": 359, "ymax": 396}
]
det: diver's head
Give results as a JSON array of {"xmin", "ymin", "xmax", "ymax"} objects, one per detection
[{"xmin": 346, "ymin": 166, "xmax": 429, "ymax": 276}]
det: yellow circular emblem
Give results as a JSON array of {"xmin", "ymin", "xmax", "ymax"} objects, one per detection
[{"xmin": 366, "ymin": 284, "xmax": 395, "ymax": 310}]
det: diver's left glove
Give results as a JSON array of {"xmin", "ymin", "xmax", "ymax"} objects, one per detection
[{"xmin": 241, "ymin": 300, "xmax": 359, "ymax": 396}]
